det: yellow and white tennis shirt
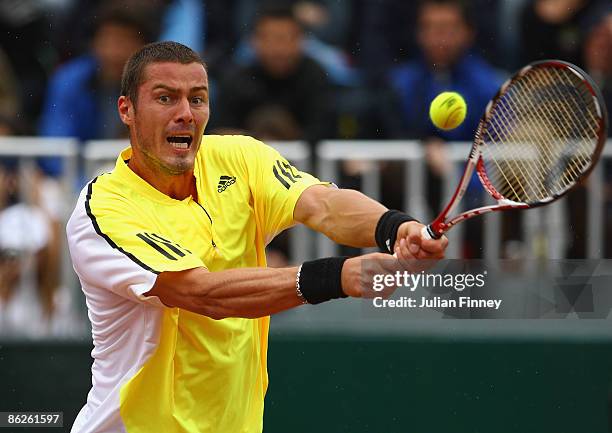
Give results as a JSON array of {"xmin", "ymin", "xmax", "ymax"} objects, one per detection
[{"xmin": 67, "ymin": 135, "xmax": 326, "ymax": 433}]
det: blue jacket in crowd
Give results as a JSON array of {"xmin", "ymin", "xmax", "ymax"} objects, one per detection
[
  {"xmin": 389, "ymin": 52, "xmax": 504, "ymax": 141},
  {"xmin": 39, "ymin": 55, "xmax": 123, "ymax": 177}
]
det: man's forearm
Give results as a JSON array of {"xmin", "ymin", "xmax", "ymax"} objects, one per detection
[
  {"xmin": 300, "ymin": 187, "xmax": 387, "ymax": 247},
  {"xmin": 150, "ymin": 266, "xmax": 303, "ymax": 319}
]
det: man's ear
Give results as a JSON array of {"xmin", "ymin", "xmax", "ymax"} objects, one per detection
[{"xmin": 118, "ymin": 95, "xmax": 134, "ymax": 126}]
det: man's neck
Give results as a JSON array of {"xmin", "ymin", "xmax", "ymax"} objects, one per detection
[{"xmin": 127, "ymin": 158, "xmax": 197, "ymax": 201}]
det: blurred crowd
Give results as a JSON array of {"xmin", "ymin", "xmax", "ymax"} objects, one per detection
[{"xmin": 1, "ymin": 0, "xmax": 612, "ymax": 337}]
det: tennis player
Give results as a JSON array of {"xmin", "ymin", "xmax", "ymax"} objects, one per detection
[{"xmin": 66, "ymin": 41, "xmax": 447, "ymax": 433}]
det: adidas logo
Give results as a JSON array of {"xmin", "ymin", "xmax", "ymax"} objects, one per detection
[{"xmin": 217, "ymin": 175, "xmax": 236, "ymax": 193}]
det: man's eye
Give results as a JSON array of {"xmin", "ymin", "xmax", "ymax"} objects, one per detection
[
  {"xmin": 158, "ymin": 95, "xmax": 170, "ymax": 103},
  {"xmin": 191, "ymin": 96, "xmax": 205, "ymax": 105}
]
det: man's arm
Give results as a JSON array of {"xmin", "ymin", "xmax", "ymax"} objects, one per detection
[
  {"xmin": 148, "ymin": 266, "xmax": 302, "ymax": 319},
  {"xmin": 146, "ymin": 251, "xmax": 394, "ymax": 319},
  {"xmin": 293, "ymin": 185, "xmax": 386, "ymax": 248},
  {"xmin": 294, "ymin": 184, "xmax": 448, "ymax": 258}
]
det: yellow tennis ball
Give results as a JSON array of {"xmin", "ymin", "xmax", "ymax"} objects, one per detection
[{"xmin": 429, "ymin": 92, "xmax": 467, "ymax": 130}]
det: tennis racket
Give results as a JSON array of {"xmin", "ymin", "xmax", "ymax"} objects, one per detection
[{"xmin": 422, "ymin": 60, "xmax": 608, "ymax": 240}]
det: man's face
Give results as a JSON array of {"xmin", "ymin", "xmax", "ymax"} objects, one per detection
[
  {"xmin": 118, "ymin": 62, "xmax": 210, "ymax": 175},
  {"xmin": 417, "ymin": 3, "xmax": 473, "ymax": 69},
  {"xmin": 252, "ymin": 17, "xmax": 303, "ymax": 77},
  {"xmin": 93, "ymin": 23, "xmax": 145, "ymax": 83}
]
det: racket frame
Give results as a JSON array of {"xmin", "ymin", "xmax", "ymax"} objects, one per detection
[{"xmin": 424, "ymin": 60, "xmax": 608, "ymax": 240}]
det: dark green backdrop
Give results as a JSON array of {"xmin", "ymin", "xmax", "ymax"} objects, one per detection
[{"xmin": 1, "ymin": 333, "xmax": 611, "ymax": 433}]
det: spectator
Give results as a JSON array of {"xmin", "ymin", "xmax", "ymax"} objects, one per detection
[
  {"xmin": 247, "ymin": 106, "xmax": 302, "ymax": 142},
  {"xmin": 56, "ymin": 0, "xmax": 202, "ymax": 58},
  {"xmin": 387, "ymin": 0, "xmax": 503, "ymax": 257},
  {"xmin": 232, "ymin": 0, "xmax": 357, "ymax": 86},
  {"xmin": 356, "ymin": 0, "xmax": 504, "ymax": 85},
  {"xmin": 0, "ymin": 48, "xmax": 19, "ymax": 118},
  {"xmin": 38, "ymin": 2, "xmax": 153, "ymax": 177},
  {"xmin": 569, "ymin": 5, "xmax": 612, "ymax": 258},
  {"xmin": 0, "ymin": 0, "xmax": 54, "ymax": 124},
  {"xmin": 0, "ymin": 161, "xmax": 51, "ymax": 336},
  {"xmin": 0, "ymin": 115, "xmax": 79, "ymax": 338},
  {"xmin": 582, "ymin": 5, "xmax": 612, "ymax": 111},
  {"xmin": 213, "ymin": 3, "xmax": 333, "ymax": 146},
  {"xmin": 52, "ymin": 0, "xmax": 165, "ymax": 62},
  {"xmin": 389, "ymin": 0, "xmax": 502, "ymax": 142},
  {"xmin": 235, "ymin": 0, "xmax": 352, "ymax": 47},
  {"xmin": 519, "ymin": 0, "xmax": 608, "ymax": 66}
]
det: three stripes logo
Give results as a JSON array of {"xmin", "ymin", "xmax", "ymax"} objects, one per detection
[
  {"xmin": 217, "ymin": 175, "xmax": 236, "ymax": 193},
  {"xmin": 273, "ymin": 159, "xmax": 302, "ymax": 189},
  {"xmin": 137, "ymin": 232, "xmax": 192, "ymax": 261}
]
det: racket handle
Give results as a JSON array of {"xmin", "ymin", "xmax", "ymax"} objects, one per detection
[{"xmin": 421, "ymin": 225, "xmax": 441, "ymax": 240}]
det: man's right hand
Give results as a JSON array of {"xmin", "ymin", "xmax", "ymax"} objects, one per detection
[
  {"xmin": 341, "ymin": 252, "xmax": 394, "ymax": 298},
  {"xmin": 341, "ymin": 237, "xmax": 447, "ymax": 298}
]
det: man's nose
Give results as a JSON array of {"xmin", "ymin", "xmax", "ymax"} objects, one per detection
[{"xmin": 174, "ymin": 97, "xmax": 194, "ymax": 124}]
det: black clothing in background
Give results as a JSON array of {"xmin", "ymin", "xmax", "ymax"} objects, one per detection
[
  {"xmin": 214, "ymin": 56, "xmax": 333, "ymax": 145},
  {"xmin": 0, "ymin": 0, "xmax": 53, "ymax": 126}
]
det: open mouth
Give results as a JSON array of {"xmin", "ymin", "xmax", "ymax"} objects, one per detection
[{"xmin": 167, "ymin": 135, "xmax": 193, "ymax": 149}]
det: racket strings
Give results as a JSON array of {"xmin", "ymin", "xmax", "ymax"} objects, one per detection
[
  {"xmin": 503, "ymin": 78, "xmax": 583, "ymax": 192},
  {"xmin": 518, "ymin": 71, "xmax": 596, "ymax": 185},
  {"xmin": 528, "ymin": 70, "xmax": 596, "ymax": 164},
  {"xmin": 479, "ymin": 66, "xmax": 599, "ymax": 204},
  {"xmin": 484, "ymin": 114, "xmax": 542, "ymax": 200},
  {"xmin": 485, "ymin": 104, "xmax": 586, "ymax": 202},
  {"xmin": 485, "ymin": 92, "xmax": 560, "ymax": 201},
  {"xmin": 522, "ymin": 79, "xmax": 593, "ymax": 189},
  {"xmin": 496, "ymin": 79, "xmax": 582, "ymax": 197},
  {"xmin": 548, "ymin": 68, "xmax": 600, "ymax": 134},
  {"xmin": 537, "ymin": 68, "xmax": 598, "ymax": 164},
  {"xmin": 487, "ymin": 97, "xmax": 555, "ymax": 200},
  {"xmin": 484, "ymin": 85, "xmax": 561, "ymax": 201}
]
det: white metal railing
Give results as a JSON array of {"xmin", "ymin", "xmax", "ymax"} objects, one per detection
[{"xmin": 0, "ymin": 137, "xmax": 608, "ymax": 266}]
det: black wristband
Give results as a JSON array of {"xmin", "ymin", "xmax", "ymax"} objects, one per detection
[
  {"xmin": 298, "ymin": 257, "xmax": 349, "ymax": 304},
  {"xmin": 375, "ymin": 210, "xmax": 418, "ymax": 254}
]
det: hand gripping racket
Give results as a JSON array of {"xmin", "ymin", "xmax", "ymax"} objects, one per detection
[{"xmin": 422, "ymin": 60, "xmax": 608, "ymax": 240}]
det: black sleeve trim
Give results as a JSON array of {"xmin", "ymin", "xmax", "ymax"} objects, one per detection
[
  {"xmin": 84, "ymin": 176, "xmax": 160, "ymax": 275},
  {"xmin": 137, "ymin": 233, "xmax": 178, "ymax": 260}
]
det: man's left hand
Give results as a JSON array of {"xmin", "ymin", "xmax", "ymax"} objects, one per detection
[{"xmin": 394, "ymin": 221, "xmax": 448, "ymax": 260}]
